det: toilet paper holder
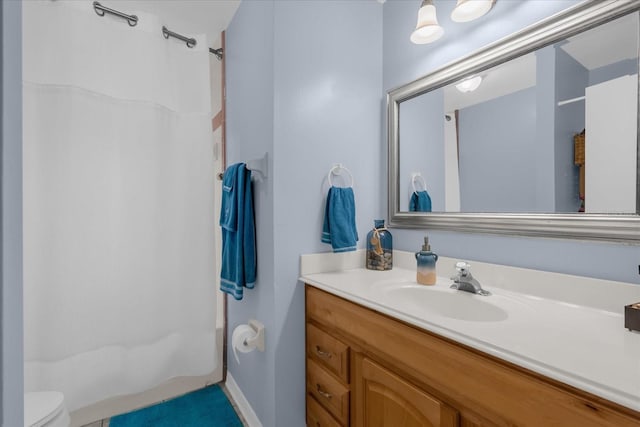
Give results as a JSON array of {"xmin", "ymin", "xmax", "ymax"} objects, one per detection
[
  {"xmin": 245, "ymin": 319, "xmax": 265, "ymax": 352},
  {"xmin": 231, "ymin": 319, "xmax": 266, "ymax": 364}
]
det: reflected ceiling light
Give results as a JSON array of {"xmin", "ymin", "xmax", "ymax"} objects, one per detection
[
  {"xmin": 410, "ymin": 0, "xmax": 444, "ymax": 44},
  {"xmin": 451, "ymin": 0, "xmax": 495, "ymax": 23},
  {"xmin": 455, "ymin": 75, "xmax": 483, "ymax": 92}
]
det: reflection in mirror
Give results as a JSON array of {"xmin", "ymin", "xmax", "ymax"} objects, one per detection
[{"xmin": 398, "ymin": 12, "xmax": 639, "ymax": 214}]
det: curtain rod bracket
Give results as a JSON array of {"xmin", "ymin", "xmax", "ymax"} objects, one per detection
[{"xmin": 209, "ymin": 47, "xmax": 224, "ymax": 60}]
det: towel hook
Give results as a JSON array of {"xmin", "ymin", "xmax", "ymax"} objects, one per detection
[
  {"xmin": 328, "ymin": 164, "xmax": 354, "ymax": 188},
  {"xmin": 412, "ymin": 172, "xmax": 427, "ymax": 194}
]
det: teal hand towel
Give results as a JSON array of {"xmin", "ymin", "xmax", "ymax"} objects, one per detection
[
  {"xmin": 220, "ymin": 163, "xmax": 256, "ymax": 300},
  {"xmin": 409, "ymin": 190, "xmax": 432, "ymax": 212},
  {"xmin": 322, "ymin": 186, "xmax": 358, "ymax": 253}
]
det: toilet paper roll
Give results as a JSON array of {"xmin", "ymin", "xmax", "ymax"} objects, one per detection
[{"xmin": 232, "ymin": 324, "xmax": 257, "ymax": 364}]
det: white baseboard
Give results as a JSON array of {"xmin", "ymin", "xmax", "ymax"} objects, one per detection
[{"xmin": 225, "ymin": 373, "xmax": 262, "ymax": 427}]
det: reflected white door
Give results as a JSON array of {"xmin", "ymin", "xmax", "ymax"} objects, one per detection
[{"xmin": 585, "ymin": 74, "xmax": 638, "ymax": 213}]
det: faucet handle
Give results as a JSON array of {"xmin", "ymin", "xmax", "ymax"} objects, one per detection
[
  {"xmin": 451, "ymin": 261, "xmax": 469, "ymax": 281},
  {"xmin": 455, "ymin": 261, "xmax": 471, "ymax": 273}
]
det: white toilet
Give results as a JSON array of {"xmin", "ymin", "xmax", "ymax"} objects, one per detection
[{"xmin": 24, "ymin": 392, "xmax": 70, "ymax": 427}]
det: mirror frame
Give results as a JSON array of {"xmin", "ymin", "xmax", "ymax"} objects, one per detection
[{"xmin": 388, "ymin": 0, "xmax": 640, "ymax": 243}]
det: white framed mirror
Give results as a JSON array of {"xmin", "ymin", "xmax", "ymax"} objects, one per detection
[{"xmin": 387, "ymin": 0, "xmax": 640, "ymax": 243}]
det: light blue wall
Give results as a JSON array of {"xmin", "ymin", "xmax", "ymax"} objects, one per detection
[
  {"xmin": 535, "ymin": 46, "xmax": 558, "ymax": 212},
  {"xmin": 399, "ymin": 90, "xmax": 444, "ymax": 211},
  {"xmin": 226, "ymin": 1, "xmax": 382, "ymax": 426},
  {"xmin": 1, "ymin": 1, "xmax": 24, "ymax": 426},
  {"xmin": 384, "ymin": 0, "xmax": 640, "ymax": 285},
  {"xmin": 272, "ymin": 4, "xmax": 381, "ymax": 425},
  {"xmin": 226, "ymin": 2, "xmax": 277, "ymax": 426},
  {"xmin": 589, "ymin": 58, "xmax": 638, "ymax": 86},
  {"xmin": 458, "ymin": 87, "xmax": 537, "ymax": 212}
]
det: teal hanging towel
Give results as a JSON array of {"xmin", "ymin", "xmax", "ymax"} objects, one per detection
[
  {"xmin": 409, "ymin": 173, "xmax": 432, "ymax": 212},
  {"xmin": 321, "ymin": 164, "xmax": 358, "ymax": 253},
  {"xmin": 220, "ymin": 163, "xmax": 256, "ymax": 300}
]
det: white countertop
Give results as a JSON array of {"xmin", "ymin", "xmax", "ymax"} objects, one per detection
[{"xmin": 300, "ymin": 251, "xmax": 640, "ymax": 412}]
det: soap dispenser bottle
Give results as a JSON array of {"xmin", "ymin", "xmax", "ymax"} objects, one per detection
[{"xmin": 415, "ymin": 236, "xmax": 438, "ymax": 285}]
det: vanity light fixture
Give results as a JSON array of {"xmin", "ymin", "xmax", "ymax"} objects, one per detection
[
  {"xmin": 455, "ymin": 75, "xmax": 483, "ymax": 92},
  {"xmin": 451, "ymin": 0, "xmax": 495, "ymax": 23},
  {"xmin": 410, "ymin": 0, "xmax": 444, "ymax": 44}
]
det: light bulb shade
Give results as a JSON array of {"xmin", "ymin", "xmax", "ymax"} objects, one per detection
[
  {"xmin": 410, "ymin": 0, "xmax": 444, "ymax": 44},
  {"xmin": 455, "ymin": 75, "xmax": 482, "ymax": 92},
  {"xmin": 451, "ymin": 0, "xmax": 494, "ymax": 23}
]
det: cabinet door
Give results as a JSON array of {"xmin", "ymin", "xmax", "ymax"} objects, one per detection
[{"xmin": 357, "ymin": 357, "xmax": 458, "ymax": 427}]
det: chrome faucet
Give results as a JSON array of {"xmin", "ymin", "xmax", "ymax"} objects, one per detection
[{"xmin": 450, "ymin": 262, "xmax": 491, "ymax": 296}]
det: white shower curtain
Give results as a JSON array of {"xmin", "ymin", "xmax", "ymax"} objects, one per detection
[{"xmin": 23, "ymin": 1, "xmax": 217, "ymax": 411}]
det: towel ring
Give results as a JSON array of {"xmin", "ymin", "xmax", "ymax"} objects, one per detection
[
  {"xmin": 328, "ymin": 164, "xmax": 354, "ymax": 188},
  {"xmin": 412, "ymin": 173, "xmax": 427, "ymax": 193}
]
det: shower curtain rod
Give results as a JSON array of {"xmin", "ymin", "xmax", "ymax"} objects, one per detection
[{"xmin": 91, "ymin": 2, "xmax": 224, "ymax": 59}]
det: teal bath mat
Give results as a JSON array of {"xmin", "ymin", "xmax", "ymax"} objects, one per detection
[{"xmin": 110, "ymin": 385, "xmax": 243, "ymax": 427}]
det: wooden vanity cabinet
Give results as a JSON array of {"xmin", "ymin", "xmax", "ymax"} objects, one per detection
[{"xmin": 305, "ymin": 285, "xmax": 640, "ymax": 427}]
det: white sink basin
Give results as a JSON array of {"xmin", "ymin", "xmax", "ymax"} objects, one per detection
[{"xmin": 381, "ymin": 284, "xmax": 509, "ymax": 322}]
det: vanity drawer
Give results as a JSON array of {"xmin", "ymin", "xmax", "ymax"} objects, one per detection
[
  {"xmin": 307, "ymin": 358, "xmax": 350, "ymax": 425},
  {"xmin": 307, "ymin": 323, "xmax": 349, "ymax": 383},
  {"xmin": 307, "ymin": 395, "xmax": 343, "ymax": 427}
]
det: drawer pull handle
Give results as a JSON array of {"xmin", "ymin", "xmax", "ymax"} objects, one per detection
[
  {"xmin": 316, "ymin": 384, "xmax": 332, "ymax": 400},
  {"xmin": 315, "ymin": 346, "xmax": 332, "ymax": 359}
]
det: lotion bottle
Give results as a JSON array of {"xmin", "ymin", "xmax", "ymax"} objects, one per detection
[{"xmin": 415, "ymin": 236, "xmax": 438, "ymax": 285}]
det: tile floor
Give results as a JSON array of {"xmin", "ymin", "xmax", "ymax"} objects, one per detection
[{"xmin": 80, "ymin": 384, "xmax": 247, "ymax": 427}]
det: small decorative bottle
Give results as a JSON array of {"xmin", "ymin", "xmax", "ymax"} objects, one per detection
[
  {"xmin": 366, "ymin": 219, "xmax": 392, "ymax": 271},
  {"xmin": 415, "ymin": 236, "xmax": 438, "ymax": 285}
]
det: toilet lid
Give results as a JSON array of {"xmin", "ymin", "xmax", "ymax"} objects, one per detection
[{"xmin": 24, "ymin": 392, "xmax": 65, "ymax": 427}]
